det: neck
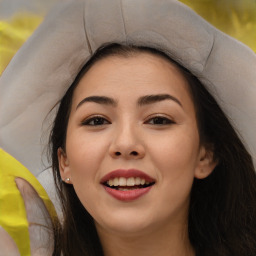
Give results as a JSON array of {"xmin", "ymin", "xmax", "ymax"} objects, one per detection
[{"xmin": 96, "ymin": 219, "xmax": 195, "ymax": 256}]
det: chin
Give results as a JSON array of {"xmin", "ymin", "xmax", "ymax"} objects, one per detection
[{"xmin": 95, "ymin": 210, "xmax": 155, "ymax": 236}]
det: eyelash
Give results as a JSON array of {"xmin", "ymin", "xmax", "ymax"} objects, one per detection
[
  {"xmin": 145, "ymin": 116, "xmax": 175, "ymax": 125},
  {"xmin": 81, "ymin": 116, "xmax": 111, "ymax": 126},
  {"xmin": 81, "ymin": 115, "xmax": 175, "ymax": 126}
]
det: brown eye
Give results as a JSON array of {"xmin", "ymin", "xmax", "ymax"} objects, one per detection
[
  {"xmin": 82, "ymin": 116, "xmax": 110, "ymax": 126},
  {"xmin": 146, "ymin": 116, "xmax": 174, "ymax": 125}
]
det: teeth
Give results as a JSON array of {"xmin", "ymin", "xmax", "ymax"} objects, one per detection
[
  {"xmin": 135, "ymin": 177, "xmax": 141, "ymax": 185},
  {"xmin": 114, "ymin": 177, "xmax": 119, "ymax": 186},
  {"xmin": 106, "ymin": 177, "xmax": 152, "ymax": 187},
  {"xmin": 127, "ymin": 177, "xmax": 135, "ymax": 186},
  {"xmin": 119, "ymin": 177, "xmax": 126, "ymax": 186},
  {"xmin": 108, "ymin": 179, "xmax": 113, "ymax": 186}
]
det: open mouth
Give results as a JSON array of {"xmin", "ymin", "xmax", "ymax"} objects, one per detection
[
  {"xmin": 103, "ymin": 177, "xmax": 155, "ymax": 191},
  {"xmin": 100, "ymin": 169, "xmax": 156, "ymax": 201}
]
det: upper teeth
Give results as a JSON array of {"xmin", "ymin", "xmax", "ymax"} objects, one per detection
[{"xmin": 107, "ymin": 177, "xmax": 150, "ymax": 187}]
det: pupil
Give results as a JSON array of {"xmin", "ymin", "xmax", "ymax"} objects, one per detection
[
  {"xmin": 95, "ymin": 118, "xmax": 103, "ymax": 125},
  {"xmin": 154, "ymin": 117, "xmax": 164, "ymax": 124}
]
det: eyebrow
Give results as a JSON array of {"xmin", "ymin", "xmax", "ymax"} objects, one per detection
[
  {"xmin": 137, "ymin": 94, "xmax": 183, "ymax": 108},
  {"xmin": 76, "ymin": 94, "xmax": 182, "ymax": 110},
  {"xmin": 76, "ymin": 96, "xmax": 117, "ymax": 109}
]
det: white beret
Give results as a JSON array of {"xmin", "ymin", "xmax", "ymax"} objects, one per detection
[{"xmin": 0, "ymin": 0, "xmax": 256, "ymax": 177}]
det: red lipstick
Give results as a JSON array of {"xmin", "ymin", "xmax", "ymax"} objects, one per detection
[
  {"xmin": 103, "ymin": 186, "xmax": 153, "ymax": 201},
  {"xmin": 100, "ymin": 169, "xmax": 155, "ymax": 184},
  {"xmin": 101, "ymin": 169, "xmax": 155, "ymax": 201}
]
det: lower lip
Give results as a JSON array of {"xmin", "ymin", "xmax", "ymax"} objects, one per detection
[{"xmin": 103, "ymin": 186, "xmax": 153, "ymax": 201}]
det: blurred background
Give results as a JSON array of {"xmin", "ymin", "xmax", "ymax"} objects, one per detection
[{"xmin": 0, "ymin": 0, "xmax": 256, "ymax": 75}]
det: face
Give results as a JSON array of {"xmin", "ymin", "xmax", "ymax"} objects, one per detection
[{"xmin": 58, "ymin": 52, "xmax": 215, "ymax": 237}]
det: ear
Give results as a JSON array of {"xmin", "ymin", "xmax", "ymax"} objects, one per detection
[
  {"xmin": 57, "ymin": 147, "xmax": 72, "ymax": 184},
  {"xmin": 194, "ymin": 145, "xmax": 218, "ymax": 179}
]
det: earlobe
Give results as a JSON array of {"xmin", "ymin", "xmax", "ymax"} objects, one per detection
[
  {"xmin": 57, "ymin": 147, "xmax": 72, "ymax": 183},
  {"xmin": 194, "ymin": 146, "xmax": 218, "ymax": 179}
]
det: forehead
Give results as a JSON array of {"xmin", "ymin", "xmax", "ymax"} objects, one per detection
[{"xmin": 71, "ymin": 52, "xmax": 192, "ymax": 106}]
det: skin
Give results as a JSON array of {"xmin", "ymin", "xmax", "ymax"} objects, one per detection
[{"xmin": 58, "ymin": 53, "xmax": 216, "ymax": 256}]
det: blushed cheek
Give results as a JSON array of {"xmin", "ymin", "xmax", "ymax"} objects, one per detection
[
  {"xmin": 67, "ymin": 136, "xmax": 109, "ymax": 178},
  {"xmin": 153, "ymin": 137, "xmax": 199, "ymax": 182}
]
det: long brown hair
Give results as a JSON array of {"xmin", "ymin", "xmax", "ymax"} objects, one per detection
[{"xmin": 48, "ymin": 44, "xmax": 256, "ymax": 255}]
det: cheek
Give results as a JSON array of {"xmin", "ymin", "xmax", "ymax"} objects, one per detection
[
  {"xmin": 65, "ymin": 132, "xmax": 110, "ymax": 215},
  {"xmin": 149, "ymin": 130, "xmax": 199, "ymax": 217},
  {"xmin": 65, "ymin": 131, "xmax": 109, "ymax": 181},
  {"xmin": 149, "ymin": 127, "xmax": 200, "ymax": 182}
]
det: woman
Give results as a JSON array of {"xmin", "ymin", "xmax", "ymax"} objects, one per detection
[
  {"xmin": 0, "ymin": 0, "xmax": 256, "ymax": 256},
  {"xmin": 49, "ymin": 43, "xmax": 256, "ymax": 256}
]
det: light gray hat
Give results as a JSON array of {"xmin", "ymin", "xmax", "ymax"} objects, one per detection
[{"xmin": 0, "ymin": 0, "xmax": 256, "ymax": 177}]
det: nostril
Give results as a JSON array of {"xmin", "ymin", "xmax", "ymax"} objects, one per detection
[{"xmin": 113, "ymin": 151, "xmax": 140, "ymax": 157}]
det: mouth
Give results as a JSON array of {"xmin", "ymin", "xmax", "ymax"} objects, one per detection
[
  {"xmin": 103, "ymin": 177, "xmax": 155, "ymax": 191},
  {"xmin": 100, "ymin": 169, "xmax": 156, "ymax": 201}
]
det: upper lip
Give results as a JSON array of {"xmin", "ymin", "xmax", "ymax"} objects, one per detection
[{"xmin": 100, "ymin": 169, "xmax": 155, "ymax": 184}]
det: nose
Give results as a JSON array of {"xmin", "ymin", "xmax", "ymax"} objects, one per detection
[{"xmin": 109, "ymin": 124, "xmax": 145, "ymax": 160}]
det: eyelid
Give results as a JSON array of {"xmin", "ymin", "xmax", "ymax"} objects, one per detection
[
  {"xmin": 81, "ymin": 114, "xmax": 111, "ymax": 126},
  {"xmin": 144, "ymin": 114, "xmax": 176, "ymax": 125}
]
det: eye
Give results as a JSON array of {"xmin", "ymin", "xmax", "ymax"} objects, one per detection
[
  {"xmin": 81, "ymin": 116, "xmax": 111, "ymax": 126},
  {"xmin": 146, "ymin": 116, "xmax": 175, "ymax": 125}
]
